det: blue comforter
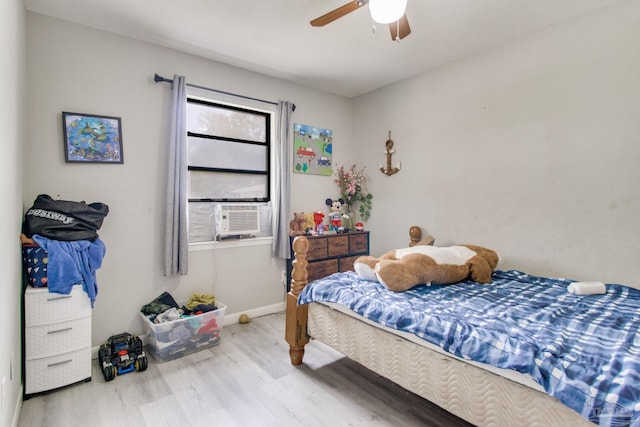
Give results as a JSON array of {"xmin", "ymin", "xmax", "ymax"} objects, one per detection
[{"xmin": 298, "ymin": 269, "xmax": 640, "ymax": 426}]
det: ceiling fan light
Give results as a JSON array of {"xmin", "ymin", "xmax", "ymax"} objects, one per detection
[{"xmin": 369, "ymin": 0, "xmax": 407, "ymax": 24}]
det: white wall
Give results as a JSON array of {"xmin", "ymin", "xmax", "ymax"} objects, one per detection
[
  {"xmin": 21, "ymin": 0, "xmax": 640, "ymax": 380},
  {"xmin": 1, "ymin": 0, "xmax": 25, "ymax": 425},
  {"xmin": 25, "ymin": 13, "xmax": 351, "ymax": 345},
  {"xmin": 353, "ymin": 0, "xmax": 640, "ymax": 286}
]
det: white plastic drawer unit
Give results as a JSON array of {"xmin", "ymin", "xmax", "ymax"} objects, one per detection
[
  {"xmin": 24, "ymin": 285, "xmax": 92, "ymax": 396},
  {"xmin": 25, "ymin": 349, "xmax": 92, "ymax": 395},
  {"xmin": 24, "ymin": 285, "xmax": 91, "ymax": 326},
  {"xmin": 25, "ymin": 316, "xmax": 92, "ymax": 359}
]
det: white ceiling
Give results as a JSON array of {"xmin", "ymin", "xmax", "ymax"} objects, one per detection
[{"xmin": 24, "ymin": 0, "xmax": 620, "ymax": 98}]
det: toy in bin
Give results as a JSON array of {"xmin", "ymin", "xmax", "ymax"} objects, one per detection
[{"xmin": 98, "ymin": 332, "xmax": 148, "ymax": 381}]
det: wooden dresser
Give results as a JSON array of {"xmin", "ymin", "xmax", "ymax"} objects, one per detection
[
  {"xmin": 287, "ymin": 231, "xmax": 370, "ymax": 291},
  {"xmin": 24, "ymin": 285, "xmax": 92, "ymax": 397}
]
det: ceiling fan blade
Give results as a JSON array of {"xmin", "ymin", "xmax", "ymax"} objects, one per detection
[
  {"xmin": 389, "ymin": 13, "xmax": 411, "ymax": 40},
  {"xmin": 310, "ymin": 1, "xmax": 366, "ymax": 27}
]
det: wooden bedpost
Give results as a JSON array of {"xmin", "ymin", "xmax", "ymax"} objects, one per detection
[
  {"xmin": 285, "ymin": 236, "xmax": 310, "ymax": 366},
  {"xmin": 409, "ymin": 226, "xmax": 422, "ymax": 246},
  {"xmin": 409, "ymin": 225, "xmax": 434, "ymax": 247}
]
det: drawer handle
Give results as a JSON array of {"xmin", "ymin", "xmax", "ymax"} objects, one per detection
[
  {"xmin": 48, "ymin": 359, "xmax": 72, "ymax": 368},
  {"xmin": 47, "ymin": 295, "xmax": 73, "ymax": 302},
  {"xmin": 47, "ymin": 327, "xmax": 73, "ymax": 334}
]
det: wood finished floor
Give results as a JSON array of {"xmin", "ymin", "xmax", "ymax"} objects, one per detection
[{"xmin": 18, "ymin": 312, "xmax": 474, "ymax": 427}]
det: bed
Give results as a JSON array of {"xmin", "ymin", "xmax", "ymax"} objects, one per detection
[{"xmin": 285, "ymin": 227, "xmax": 640, "ymax": 427}]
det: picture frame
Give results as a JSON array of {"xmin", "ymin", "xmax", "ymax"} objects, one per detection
[
  {"xmin": 293, "ymin": 123, "xmax": 333, "ymax": 176},
  {"xmin": 62, "ymin": 112, "xmax": 124, "ymax": 163}
]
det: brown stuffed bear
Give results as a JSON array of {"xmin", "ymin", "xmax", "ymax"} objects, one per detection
[
  {"xmin": 354, "ymin": 244, "xmax": 499, "ymax": 292},
  {"xmin": 289, "ymin": 212, "xmax": 307, "ymax": 236}
]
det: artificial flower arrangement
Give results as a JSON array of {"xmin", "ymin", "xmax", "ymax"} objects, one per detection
[{"xmin": 334, "ymin": 164, "xmax": 373, "ymax": 225}]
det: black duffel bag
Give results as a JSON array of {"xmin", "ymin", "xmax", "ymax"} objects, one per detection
[{"xmin": 22, "ymin": 194, "xmax": 109, "ymax": 241}]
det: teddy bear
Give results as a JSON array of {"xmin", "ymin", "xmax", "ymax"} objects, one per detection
[
  {"xmin": 289, "ymin": 212, "xmax": 307, "ymax": 236},
  {"xmin": 325, "ymin": 198, "xmax": 344, "ymax": 231},
  {"xmin": 354, "ymin": 244, "xmax": 499, "ymax": 292}
]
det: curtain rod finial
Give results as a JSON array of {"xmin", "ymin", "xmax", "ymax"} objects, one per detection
[{"xmin": 154, "ymin": 73, "xmax": 172, "ymax": 83}]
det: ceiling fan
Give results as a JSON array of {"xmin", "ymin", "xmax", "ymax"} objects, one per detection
[{"xmin": 311, "ymin": 0, "xmax": 411, "ymax": 41}]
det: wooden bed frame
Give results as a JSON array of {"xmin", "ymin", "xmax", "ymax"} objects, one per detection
[{"xmin": 285, "ymin": 227, "xmax": 595, "ymax": 427}]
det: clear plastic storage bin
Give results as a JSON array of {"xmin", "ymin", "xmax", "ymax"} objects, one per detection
[{"xmin": 139, "ymin": 303, "xmax": 226, "ymax": 362}]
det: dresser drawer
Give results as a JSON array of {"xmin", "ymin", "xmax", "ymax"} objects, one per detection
[
  {"xmin": 25, "ymin": 347, "xmax": 91, "ymax": 394},
  {"xmin": 25, "ymin": 316, "xmax": 91, "ymax": 360},
  {"xmin": 328, "ymin": 235, "xmax": 349, "ymax": 257},
  {"xmin": 25, "ymin": 285, "xmax": 90, "ymax": 326},
  {"xmin": 306, "ymin": 238, "xmax": 328, "ymax": 261},
  {"xmin": 287, "ymin": 231, "xmax": 370, "ymax": 292},
  {"xmin": 308, "ymin": 259, "xmax": 338, "ymax": 282},
  {"xmin": 349, "ymin": 233, "xmax": 368, "ymax": 253},
  {"xmin": 339, "ymin": 255, "xmax": 362, "ymax": 272}
]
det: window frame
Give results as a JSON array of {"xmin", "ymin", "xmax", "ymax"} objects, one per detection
[
  {"xmin": 186, "ymin": 97, "xmax": 272, "ymax": 203},
  {"xmin": 185, "ymin": 92, "xmax": 276, "ymax": 244}
]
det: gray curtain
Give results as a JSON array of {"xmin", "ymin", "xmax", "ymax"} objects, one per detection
[
  {"xmin": 272, "ymin": 101, "xmax": 294, "ymax": 259},
  {"xmin": 164, "ymin": 75, "xmax": 189, "ymax": 275}
]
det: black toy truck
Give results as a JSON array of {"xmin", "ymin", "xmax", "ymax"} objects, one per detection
[{"xmin": 98, "ymin": 332, "xmax": 148, "ymax": 381}]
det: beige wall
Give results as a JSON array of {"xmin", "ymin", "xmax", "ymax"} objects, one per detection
[
  {"xmin": 23, "ymin": 0, "xmax": 640, "ymax": 355},
  {"xmin": 17, "ymin": 3, "xmax": 640, "ymax": 417},
  {"xmin": 1, "ymin": 0, "xmax": 26, "ymax": 425},
  {"xmin": 8, "ymin": 2, "xmax": 640, "ymax": 424},
  {"xmin": 352, "ymin": 0, "xmax": 640, "ymax": 286},
  {"xmin": 25, "ymin": 13, "xmax": 351, "ymax": 345}
]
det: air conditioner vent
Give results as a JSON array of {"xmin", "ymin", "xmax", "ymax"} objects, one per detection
[{"xmin": 214, "ymin": 204, "xmax": 260, "ymax": 237}]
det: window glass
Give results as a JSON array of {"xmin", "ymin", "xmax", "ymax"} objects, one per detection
[
  {"xmin": 187, "ymin": 101, "xmax": 266, "ymax": 143},
  {"xmin": 189, "ymin": 171, "xmax": 268, "ymax": 201},
  {"xmin": 188, "ymin": 136, "xmax": 267, "ymax": 171},
  {"xmin": 185, "ymin": 96, "xmax": 274, "ymax": 242}
]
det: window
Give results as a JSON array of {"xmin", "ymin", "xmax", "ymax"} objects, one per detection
[{"xmin": 186, "ymin": 97, "xmax": 274, "ymax": 242}]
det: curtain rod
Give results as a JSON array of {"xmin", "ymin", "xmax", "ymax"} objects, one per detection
[{"xmin": 154, "ymin": 73, "xmax": 295, "ymax": 111}]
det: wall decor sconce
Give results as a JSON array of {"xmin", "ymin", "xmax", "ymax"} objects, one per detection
[{"xmin": 379, "ymin": 131, "xmax": 401, "ymax": 176}]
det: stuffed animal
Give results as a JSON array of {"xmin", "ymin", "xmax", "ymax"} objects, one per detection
[
  {"xmin": 303, "ymin": 213, "xmax": 315, "ymax": 232},
  {"xmin": 313, "ymin": 211, "xmax": 325, "ymax": 232},
  {"xmin": 354, "ymin": 244, "xmax": 499, "ymax": 292},
  {"xmin": 289, "ymin": 212, "xmax": 307, "ymax": 236},
  {"xmin": 325, "ymin": 198, "xmax": 344, "ymax": 231}
]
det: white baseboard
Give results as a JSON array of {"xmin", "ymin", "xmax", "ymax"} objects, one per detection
[
  {"xmin": 12, "ymin": 384, "xmax": 23, "ymax": 427},
  {"xmin": 224, "ymin": 302, "xmax": 285, "ymax": 326}
]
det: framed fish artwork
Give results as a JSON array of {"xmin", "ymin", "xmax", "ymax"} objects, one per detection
[{"xmin": 62, "ymin": 112, "xmax": 124, "ymax": 163}]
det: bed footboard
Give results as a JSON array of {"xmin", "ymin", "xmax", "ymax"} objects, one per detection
[
  {"xmin": 285, "ymin": 236, "xmax": 310, "ymax": 365},
  {"xmin": 285, "ymin": 226, "xmax": 426, "ymax": 366}
]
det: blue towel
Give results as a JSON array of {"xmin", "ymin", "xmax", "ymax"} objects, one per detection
[{"xmin": 32, "ymin": 235, "xmax": 106, "ymax": 306}]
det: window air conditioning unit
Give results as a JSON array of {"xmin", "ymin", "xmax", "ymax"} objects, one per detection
[{"xmin": 214, "ymin": 204, "xmax": 260, "ymax": 237}]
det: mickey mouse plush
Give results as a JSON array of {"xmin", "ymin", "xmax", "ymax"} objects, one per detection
[
  {"xmin": 325, "ymin": 198, "xmax": 344, "ymax": 231},
  {"xmin": 354, "ymin": 244, "xmax": 499, "ymax": 292}
]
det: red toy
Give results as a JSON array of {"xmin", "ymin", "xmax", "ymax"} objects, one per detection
[{"xmin": 313, "ymin": 211, "xmax": 325, "ymax": 231}]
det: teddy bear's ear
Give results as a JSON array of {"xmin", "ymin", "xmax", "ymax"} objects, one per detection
[
  {"xmin": 338, "ymin": 198, "xmax": 344, "ymax": 204},
  {"xmin": 325, "ymin": 198, "xmax": 333, "ymax": 206}
]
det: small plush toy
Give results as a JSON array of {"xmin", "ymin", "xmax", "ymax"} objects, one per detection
[
  {"xmin": 354, "ymin": 244, "xmax": 499, "ymax": 292},
  {"xmin": 313, "ymin": 211, "xmax": 325, "ymax": 232},
  {"xmin": 289, "ymin": 212, "xmax": 307, "ymax": 236},
  {"xmin": 303, "ymin": 213, "xmax": 315, "ymax": 232},
  {"xmin": 325, "ymin": 198, "xmax": 344, "ymax": 231}
]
